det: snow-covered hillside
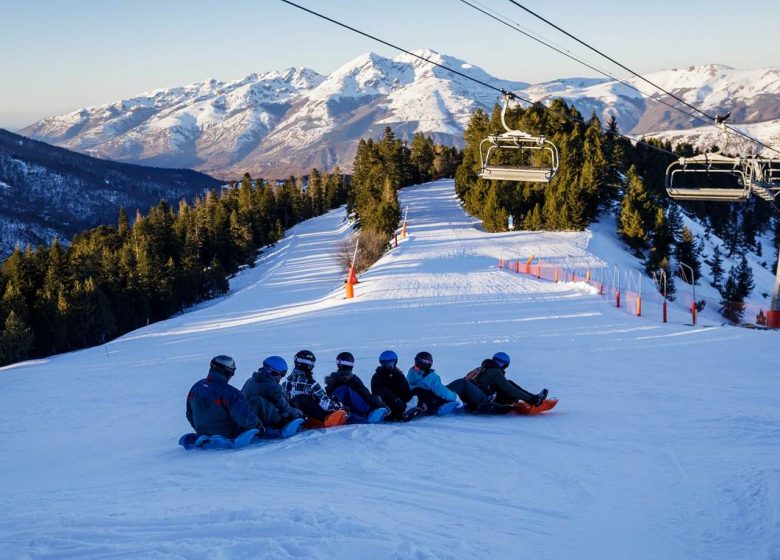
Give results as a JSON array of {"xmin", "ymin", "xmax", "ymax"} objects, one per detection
[
  {"xmin": 21, "ymin": 49, "xmax": 525, "ymax": 178},
  {"xmin": 1, "ymin": 180, "xmax": 777, "ymax": 559},
  {"xmin": 24, "ymin": 51, "xmax": 780, "ymax": 177}
]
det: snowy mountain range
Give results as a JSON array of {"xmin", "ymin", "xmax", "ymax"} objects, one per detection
[
  {"xmin": 21, "ymin": 51, "xmax": 780, "ymax": 178},
  {"xmin": 0, "ymin": 129, "xmax": 220, "ymax": 257}
]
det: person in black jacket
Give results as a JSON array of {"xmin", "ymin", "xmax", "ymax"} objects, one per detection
[
  {"xmin": 242, "ymin": 355, "xmax": 304, "ymax": 429},
  {"xmin": 371, "ymin": 350, "xmax": 422, "ymax": 421},
  {"xmin": 186, "ymin": 355, "xmax": 262, "ymax": 438},
  {"xmin": 325, "ymin": 352, "xmax": 388, "ymax": 423}
]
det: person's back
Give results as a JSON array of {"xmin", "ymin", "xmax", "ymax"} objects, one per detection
[
  {"xmin": 406, "ymin": 351, "xmax": 458, "ymax": 413},
  {"xmin": 187, "ymin": 355, "xmax": 259, "ymax": 438},
  {"xmin": 242, "ymin": 355, "xmax": 303, "ymax": 428},
  {"xmin": 470, "ymin": 352, "xmax": 547, "ymax": 406},
  {"xmin": 325, "ymin": 352, "xmax": 386, "ymax": 418},
  {"xmin": 371, "ymin": 350, "xmax": 418, "ymax": 421}
]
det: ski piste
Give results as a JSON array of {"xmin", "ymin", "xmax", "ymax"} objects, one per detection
[{"xmin": 2, "ymin": 180, "xmax": 776, "ymax": 559}]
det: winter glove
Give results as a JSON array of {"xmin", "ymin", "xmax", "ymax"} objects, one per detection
[
  {"xmin": 454, "ymin": 396, "xmax": 464, "ymax": 409},
  {"xmin": 289, "ymin": 407, "xmax": 305, "ymax": 419}
]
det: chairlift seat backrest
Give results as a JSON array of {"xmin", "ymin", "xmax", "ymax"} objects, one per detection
[
  {"xmin": 665, "ymin": 153, "xmax": 751, "ymax": 202},
  {"xmin": 478, "ymin": 94, "xmax": 559, "ymax": 184}
]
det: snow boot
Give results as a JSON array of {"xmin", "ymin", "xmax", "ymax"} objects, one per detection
[
  {"xmin": 367, "ymin": 407, "xmax": 390, "ymax": 424},
  {"xmin": 402, "ymin": 406, "xmax": 424, "ymax": 422},
  {"xmin": 533, "ymin": 388, "xmax": 549, "ymax": 406},
  {"xmin": 404, "ymin": 395, "xmax": 418, "ymax": 414}
]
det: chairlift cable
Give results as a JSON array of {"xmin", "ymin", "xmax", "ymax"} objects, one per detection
[
  {"xmin": 277, "ymin": 0, "xmax": 679, "ymax": 159},
  {"xmin": 503, "ymin": 0, "xmax": 780, "ymax": 157},
  {"xmin": 458, "ymin": 0, "xmax": 716, "ymax": 130}
]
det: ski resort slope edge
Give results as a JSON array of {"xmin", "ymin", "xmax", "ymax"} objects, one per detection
[{"xmin": 0, "ymin": 180, "xmax": 778, "ymax": 560}]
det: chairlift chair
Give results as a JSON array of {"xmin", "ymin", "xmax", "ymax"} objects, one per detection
[
  {"xmin": 665, "ymin": 153, "xmax": 751, "ymax": 202},
  {"xmin": 747, "ymin": 158, "xmax": 780, "ymax": 202},
  {"xmin": 478, "ymin": 94, "xmax": 560, "ymax": 183}
]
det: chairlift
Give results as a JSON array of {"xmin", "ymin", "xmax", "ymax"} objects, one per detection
[
  {"xmin": 747, "ymin": 158, "xmax": 780, "ymax": 202},
  {"xmin": 665, "ymin": 153, "xmax": 751, "ymax": 202},
  {"xmin": 478, "ymin": 94, "xmax": 559, "ymax": 183}
]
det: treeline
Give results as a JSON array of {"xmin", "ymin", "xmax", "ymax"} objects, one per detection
[
  {"xmin": 349, "ymin": 128, "xmax": 462, "ymax": 269},
  {"xmin": 455, "ymin": 100, "xmax": 771, "ymax": 323},
  {"xmin": 0, "ymin": 172, "xmax": 349, "ymax": 366}
]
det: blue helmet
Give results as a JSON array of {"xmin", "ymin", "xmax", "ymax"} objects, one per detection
[
  {"xmin": 379, "ymin": 350, "xmax": 398, "ymax": 368},
  {"xmin": 262, "ymin": 355, "xmax": 288, "ymax": 379},
  {"xmin": 492, "ymin": 352, "xmax": 510, "ymax": 369}
]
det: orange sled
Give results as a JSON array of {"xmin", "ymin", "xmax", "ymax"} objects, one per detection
[
  {"xmin": 304, "ymin": 409, "xmax": 349, "ymax": 429},
  {"xmin": 513, "ymin": 398, "xmax": 558, "ymax": 415}
]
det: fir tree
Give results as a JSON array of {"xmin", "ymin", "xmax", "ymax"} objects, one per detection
[
  {"xmin": 709, "ymin": 245, "xmax": 725, "ymax": 288},
  {"xmin": 719, "ymin": 267, "xmax": 743, "ymax": 323},
  {"xmin": 618, "ymin": 166, "xmax": 653, "ymax": 253},
  {"xmin": 674, "ymin": 226, "xmax": 701, "ymax": 284}
]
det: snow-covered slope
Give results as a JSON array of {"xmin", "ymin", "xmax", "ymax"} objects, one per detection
[{"xmin": 1, "ymin": 180, "xmax": 777, "ymax": 559}]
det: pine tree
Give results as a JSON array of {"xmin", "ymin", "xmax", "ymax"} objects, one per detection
[
  {"xmin": 618, "ymin": 166, "xmax": 653, "ymax": 253},
  {"xmin": 719, "ymin": 267, "xmax": 743, "ymax": 323},
  {"xmin": 674, "ymin": 226, "xmax": 701, "ymax": 284},
  {"xmin": 734, "ymin": 254, "xmax": 755, "ymax": 301},
  {"xmin": 0, "ymin": 310, "xmax": 34, "ymax": 365},
  {"xmin": 709, "ymin": 245, "xmax": 725, "ymax": 288}
]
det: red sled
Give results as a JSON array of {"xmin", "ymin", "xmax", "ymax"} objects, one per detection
[{"xmin": 513, "ymin": 398, "xmax": 558, "ymax": 415}]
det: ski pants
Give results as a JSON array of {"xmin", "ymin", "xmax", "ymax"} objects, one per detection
[
  {"xmin": 290, "ymin": 394, "xmax": 329, "ymax": 422},
  {"xmin": 447, "ymin": 378, "xmax": 514, "ymax": 414},
  {"xmin": 496, "ymin": 380, "xmax": 538, "ymax": 406},
  {"xmin": 411, "ymin": 387, "xmax": 448, "ymax": 415},
  {"xmin": 331, "ymin": 386, "xmax": 372, "ymax": 424},
  {"xmin": 252, "ymin": 395, "xmax": 286, "ymax": 429}
]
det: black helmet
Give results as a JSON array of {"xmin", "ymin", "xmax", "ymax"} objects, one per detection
[
  {"xmin": 294, "ymin": 349, "xmax": 316, "ymax": 372},
  {"xmin": 210, "ymin": 355, "xmax": 236, "ymax": 378},
  {"xmin": 414, "ymin": 351, "xmax": 433, "ymax": 371},
  {"xmin": 336, "ymin": 351, "xmax": 355, "ymax": 371}
]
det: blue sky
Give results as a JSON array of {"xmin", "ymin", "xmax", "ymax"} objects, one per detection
[{"xmin": 1, "ymin": 0, "xmax": 779, "ymax": 129}]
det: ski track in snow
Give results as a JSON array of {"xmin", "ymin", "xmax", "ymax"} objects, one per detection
[{"xmin": 1, "ymin": 180, "xmax": 778, "ymax": 560}]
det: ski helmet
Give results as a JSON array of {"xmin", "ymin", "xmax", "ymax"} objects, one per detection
[
  {"xmin": 492, "ymin": 351, "xmax": 510, "ymax": 369},
  {"xmin": 379, "ymin": 349, "xmax": 398, "ymax": 368},
  {"xmin": 414, "ymin": 351, "xmax": 433, "ymax": 371},
  {"xmin": 294, "ymin": 349, "xmax": 316, "ymax": 372},
  {"xmin": 336, "ymin": 351, "xmax": 355, "ymax": 371},
  {"xmin": 210, "ymin": 355, "xmax": 237, "ymax": 378},
  {"xmin": 262, "ymin": 355, "xmax": 288, "ymax": 379}
]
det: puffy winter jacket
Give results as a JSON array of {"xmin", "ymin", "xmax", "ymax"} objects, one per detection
[
  {"xmin": 371, "ymin": 365, "xmax": 413, "ymax": 402},
  {"xmin": 186, "ymin": 369, "xmax": 260, "ymax": 438},
  {"xmin": 325, "ymin": 369, "xmax": 384, "ymax": 409},
  {"xmin": 283, "ymin": 368, "xmax": 342, "ymax": 411},
  {"xmin": 468, "ymin": 359, "xmax": 527, "ymax": 402},
  {"xmin": 242, "ymin": 367, "xmax": 302, "ymax": 419},
  {"xmin": 406, "ymin": 366, "xmax": 457, "ymax": 402}
]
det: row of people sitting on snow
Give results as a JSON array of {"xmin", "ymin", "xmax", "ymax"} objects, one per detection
[{"xmin": 185, "ymin": 349, "xmax": 550, "ymax": 439}]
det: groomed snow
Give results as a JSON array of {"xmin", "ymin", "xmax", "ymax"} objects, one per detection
[{"xmin": 1, "ymin": 180, "xmax": 777, "ymax": 559}]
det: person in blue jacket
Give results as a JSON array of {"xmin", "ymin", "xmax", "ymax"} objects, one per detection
[
  {"xmin": 242, "ymin": 355, "xmax": 305, "ymax": 429},
  {"xmin": 186, "ymin": 355, "xmax": 262, "ymax": 438},
  {"xmin": 406, "ymin": 351, "xmax": 461, "ymax": 414}
]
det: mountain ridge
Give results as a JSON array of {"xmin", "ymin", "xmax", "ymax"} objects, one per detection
[{"xmin": 20, "ymin": 51, "xmax": 780, "ymax": 177}]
